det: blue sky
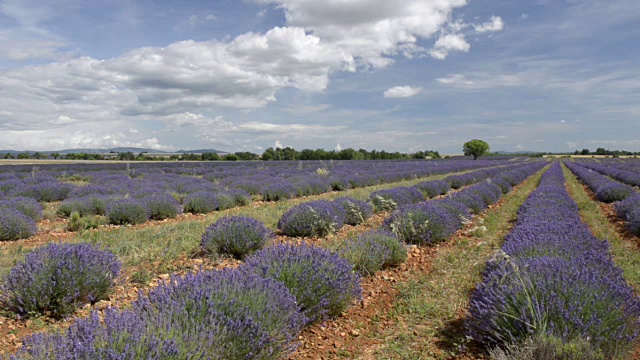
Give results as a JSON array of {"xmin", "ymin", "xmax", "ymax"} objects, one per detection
[{"xmin": 1, "ymin": 0, "xmax": 638, "ymax": 153}]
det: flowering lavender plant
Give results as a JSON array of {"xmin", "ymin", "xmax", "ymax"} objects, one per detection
[
  {"xmin": 223, "ymin": 188, "xmax": 252, "ymax": 206},
  {"xmin": 59, "ymin": 195, "xmax": 109, "ymax": 217},
  {"xmin": 182, "ymin": 191, "xmax": 225, "ymax": 214},
  {"xmin": 489, "ymin": 177, "xmax": 512, "ymax": 194},
  {"xmin": 243, "ymin": 243, "xmax": 361, "ymax": 324},
  {"xmin": 333, "ymin": 197, "xmax": 373, "ymax": 225},
  {"xmin": 277, "ymin": 200, "xmax": 346, "ymax": 237},
  {"xmin": 0, "ymin": 196, "xmax": 43, "ymax": 220},
  {"xmin": 448, "ymin": 189, "xmax": 487, "ymax": 214},
  {"xmin": 201, "ymin": 216, "xmax": 274, "ymax": 259},
  {"xmin": 135, "ymin": 268, "xmax": 306, "ymax": 358},
  {"xmin": 383, "ymin": 202, "xmax": 460, "ymax": 245},
  {"xmin": 261, "ymin": 181, "xmax": 297, "ymax": 201},
  {"xmin": 595, "ymin": 183, "xmax": 635, "ymax": 203},
  {"xmin": 0, "ymin": 243, "xmax": 120, "ymax": 318},
  {"xmin": 467, "ymin": 163, "xmax": 640, "ymax": 357},
  {"xmin": 107, "ymin": 198, "xmax": 150, "ymax": 225},
  {"xmin": 14, "ymin": 306, "xmax": 268, "ymax": 359},
  {"xmin": 467, "ymin": 255, "xmax": 640, "ymax": 357},
  {"xmin": 142, "ymin": 192, "xmax": 182, "ymax": 220},
  {"xmin": 369, "ymin": 187, "xmax": 424, "ymax": 212},
  {"xmin": 336, "ymin": 230, "xmax": 406, "ymax": 275},
  {"xmin": 413, "ymin": 180, "xmax": 450, "ymax": 198},
  {"xmin": 0, "ymin": 208, "xmax": 37, "ymax": 241}
]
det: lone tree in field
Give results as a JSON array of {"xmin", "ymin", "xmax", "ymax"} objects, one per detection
[{"xmin": 463, "ymin": 139, "xmax": 490, "ymax": 160}]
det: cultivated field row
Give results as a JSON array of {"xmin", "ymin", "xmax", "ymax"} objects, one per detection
[{"xmin": 3, "ymin": 159, "xmax": 640, "ymax": 359}]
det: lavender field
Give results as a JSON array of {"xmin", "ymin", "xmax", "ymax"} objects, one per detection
[{"xmin": 0, "ymin": 158, "xmax": 639, "ymax": 359}]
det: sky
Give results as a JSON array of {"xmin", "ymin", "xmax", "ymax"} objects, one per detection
[{"xmin": 0, "ymin": 0, "xmax": 639, "ymax": 154}]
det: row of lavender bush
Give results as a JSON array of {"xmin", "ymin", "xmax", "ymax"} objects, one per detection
[
  {"xmin": 277, "ymin": 197, "xmax": 372, "ymax": 237},
  {"xmin": 7, "ymin": 241, "xmax": 362, "ymax": 359},
  {"xmin": 1, "ymin": 161, "xmax": 544, "ymax": 357},
  {"xmin": 371, "ymin": 163, "xmax": 529, "ymax": 213},
  {"xmin": 467, "ymin": 163, "xmax": 640, "ymax": 359},
  {"xmin": 0, "ymin": 243, "xmax": 121, "ymax": 319},
  {"xmin": 0, "ymin": 159, "xmax": 513, "ymax": 206},
  {"xmin": 575, "ymin": 160, "xmax": 640, "ymax": 187},
  {"xmin": 565, "ymin": 162, "xmax": 640, "ymax": 236},
  {"xmin": 0, "ymin": 160, "xmax": 524, "ymax": 241},
  {"xmin": 382, "ymin": 163, "xmax": 545, "ymax": 245},
  {"xmin": 275, "ymin": 163, "xmax": 544, "ymax": 240}
]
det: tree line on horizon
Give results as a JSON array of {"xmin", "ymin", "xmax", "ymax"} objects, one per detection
[{"xmin": 1, "ymin": 147, "xmax": 442, "ymax": 161}]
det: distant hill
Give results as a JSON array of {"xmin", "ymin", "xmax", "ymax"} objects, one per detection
[
  {"xmin": 0, "ymin": 147, "xmax": 227, "ymax": 155},
  {"xmin": 176, "ymin": 149, "xmax": 225, "ymax": 154}
]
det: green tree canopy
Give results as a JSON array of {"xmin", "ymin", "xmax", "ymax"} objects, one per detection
[{"xmin": 463, "ymin": 139, "xmax": 490, "ymax": 160}]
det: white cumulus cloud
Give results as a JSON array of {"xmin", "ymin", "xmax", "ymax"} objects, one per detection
[
  {"xmin": 429, "ymin": 33, "xmax": 470, "ymax": 60},
  {"xmin": 383, "ymin": 86, "xmax": 422, "ymax": 98},
  {"xmin": 474, "ymin": 16, "xmax": 504, "ymax": 33}
]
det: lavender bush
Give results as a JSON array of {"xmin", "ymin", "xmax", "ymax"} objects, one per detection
[
  {"xmin": 615, "ymin": 193, "xmax": 640, "ymax": 220},
  {"xmin": 333, "ymin": 197, "xmax": 373, "ymax": 225},
  {"xmin": 243, "ymin": 243, "xmax": 361, "ymax": 324},
  {"xmin": 329, "ymin": 177, "xmax": 350, "ymax": 191},
  {"xmin": 261, "ymin": 181, "xmax": 297, "ymax": 201},
  {"xmin": 0, "ymin": 196, "xmax": 43, "ymax": 221},
  {"xmin": 413, "ymin": 180, "xmax": 450, "ymax": 198},
  {"xmin": 142, "ymin": 193, "xmax": 182, "ymax": 220},
  {"xmin": 277, "ymin": 200, "xmax": 346, "ymax": 237},
  {"xmin": 0, "ymin": 243, "xmax": 120, "ymax": 318},
  {"xmin": 223, "ymin": 188, "xmax": 252, "ymax": 206},
  {"xmin": 467, "ymin": 163, "xmax": 640, "ymax": 357},
  {"xmin": 201, "ymin": 216, "xmax": 274, "ymax": 259},
  {"xmin": 467, "ymin": 255, "xmax": 640, "ymax": 358},
  {"xmin": 445, "ymin": 174, "xmax": 468, "ymax": 189},
  {"xmin": 14, "ymin": 306, "xmax": 267, "ymax": 359},
  {"xmin": 59, "ymin": 195, "xmax": 109, "ymax": 217},
  {"xmin": 135, "ymin": 269, "xmax": 306, "ymax": 358},
  {"xmin": 468, "ymin": 182, "xmax": 502, "ymax": 206},
  {"xmin": 490, "ymin": 177, "xmax": 512, "ymax": 194},
  {"xmin": 383, "ymin": 202, "xmax": 460, "ymax": 245},
  {"xmin": 18, "ymin": 180, "xmax": 73, "ymax": 202},
  {"xmin": 336, "ymin": 230, "xmax": 406, "ymax": 275},
  {"xmin": 627, "ymin": 207, "xmax": 640, "ymax": 236},
  {"xmin": 448, "ymin": 190, "xmax": 487, "ymax": 214},
  {"xmin": 369, "ymin": 187, "xmax": 424, "ymax": 212},
  {"xmin": 0, "ymin": 208, "xmax": 37, "ymax": 241},
  {"xmin": 107, "ymin": 198, "xmax": 150, "ymax": 225},
  {"xmin": 595, "ymin": 183, "xmax": 635, "ymax": 203},
  {"xmin": 181, "ymin": 191, "xmax": 237, "ymax": 213}
]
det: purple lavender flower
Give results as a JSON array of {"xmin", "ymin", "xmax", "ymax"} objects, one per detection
[
  {"xmin": 0, "ymin": 196, "xmax": 43, "ymax": 220},
  {"xmin": 0, "ymin": 242, "xmax": 120, "ymax": 318},
  {"xmin": 413, "ymin": 180, "xmax": 450, "ymax": 198},
  {"xmin": 383, "ymin": 202, "xmax": 461, "ymax": 244},
  {"xmin": 467, "ymin": 163, "xmax": 640, "ymax": 357},
  {"xmin": 277, "ymin": 200, "xmax": 346, "ymax": 237},
  {"xmin": 201, "ymin": 216, "xmax": 274, "ymax": 259},
  {"xmin": 369, "ymin": 187, "xmax": 424, "ymax": 212},
  {"xmin": 107, "ymin": 198, "xmax": 151, "ymax": 225},
  {"xmin": 142, "ymin": 192, "xmax": 182, "ymax": 220},
  {"xmin": 243, "ymin": 243, "xmax": 361, "ymax": 324},
  {"xmin": 261, "ymin": 181, "xmax": 297, "ymax": 201},
  {"xmin": 333, "ymin": 197, "xmax": 373, "ymax": 225},
  {"xmin": 336, "ymin": 230, "xmax": 406, "ymax": 275},
  {"xmin": 135, "ymin": 268, "xmax": 305, "ymax": 358},
  {"xmin": 0, "ymin": 208, "xmax": 37, "ymax": 241}
]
